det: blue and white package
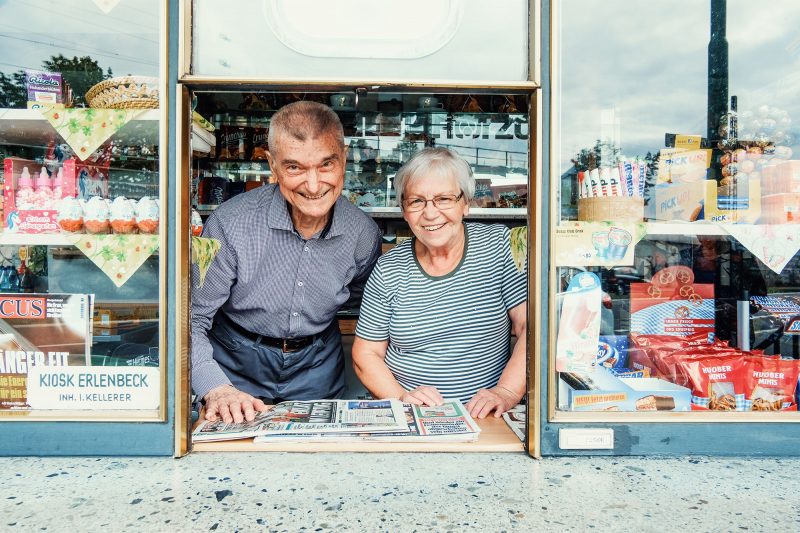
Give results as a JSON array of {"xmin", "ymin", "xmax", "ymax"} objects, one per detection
[{"xmin": 595, "ymin": 335, "xmax": 629, "ymax": 369}]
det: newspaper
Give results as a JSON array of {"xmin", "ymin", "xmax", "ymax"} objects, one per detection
[
  {"xmin": 253, "ymin": 401, "xmax": 482, "ymax": 443},
  {"xmin": 502, "ymin": 404, "xmax": 526, "ymax": 442},
  {"xmin": 193, "ymin": 399, "xmax": 408, "ymax": 442}
]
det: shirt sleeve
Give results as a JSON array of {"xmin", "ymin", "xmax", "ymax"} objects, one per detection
[
  {"xmin": 345, "ymin": 223, "xmax": 382, "ymax": 308},
  {"xmin": 190, "ymin": 213, "xmax": 236, "ymax": 399},
  {"xmin": 500, "ymin": 226, "xmax": 527, "ymax": 310},
  {"xmin": 354, "ymin": 260, "xmax": 392, "ymax": 341}
]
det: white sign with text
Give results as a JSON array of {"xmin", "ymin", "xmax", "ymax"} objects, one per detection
[{"xmin": 27, "ymin": 367, "xmax": 160, "ymax": 410}]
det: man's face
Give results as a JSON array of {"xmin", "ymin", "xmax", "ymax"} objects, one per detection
[{"xmin": 268, "ymin": 131, "xmax": 346, "ymax": 224}]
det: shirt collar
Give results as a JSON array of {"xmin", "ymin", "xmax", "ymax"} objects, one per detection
[{"xmin": 267, "ymin": 185, "xmax": 346, "ymax": 240}]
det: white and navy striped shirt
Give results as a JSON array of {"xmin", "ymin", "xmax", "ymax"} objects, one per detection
[
  {"xmin": 191, "ymin": 184, "xmax": 382, "ymax": 399},
  {"xmin": 355, "ymin": 223, "xmax": 527, "ymax": 403}
]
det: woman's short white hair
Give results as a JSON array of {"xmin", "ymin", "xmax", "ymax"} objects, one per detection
[{"xmin": 393, "ymin": 147, "xmax": 475, "ymax": 202}]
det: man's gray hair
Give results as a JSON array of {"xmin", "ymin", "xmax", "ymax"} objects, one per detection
[
  {"xmin": 393, "ymin": 147, "xmax": 475, "ymax": 202},
  {"xmin": 268, "ymin": 100, "xmax": 344, "ymax": 150}
]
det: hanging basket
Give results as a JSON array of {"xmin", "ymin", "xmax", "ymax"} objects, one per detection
[{"xmin": 85, "ymin": 76, "xmax": 159, "ymax": 109}]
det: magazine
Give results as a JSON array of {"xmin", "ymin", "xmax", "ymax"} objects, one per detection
[
  {"xmin": 502, "ymin": 404, "xmax": 526, "ymax": 442},
  {"xmin": 0, "ymin": 293, "xmax": 93, "ymax": 409},
  {"xmin": 193, "ymin": 399, "xmax": 408, "ymax": 442},
  {"xmin": 253, "ymin": 401, "xmax": 482, "ymax": 443}
]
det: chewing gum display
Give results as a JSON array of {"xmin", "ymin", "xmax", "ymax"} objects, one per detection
[
  {"xmin": 25, "ymin": 69, "xmax": 63, "ymax": 105},
  {"xmin": 577, "ymin": 159, "xmax": 645, "ymax": 200},
  {"xmin": 556, "ymin": 272, "xmax": 602, "ymax": 373}
]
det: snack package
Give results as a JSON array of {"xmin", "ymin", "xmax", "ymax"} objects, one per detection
[
  {"xmin": 83, "ymin": 196, "xmax": 110, "ymax": 234},
  {"xmin": 630, "ymin": 266, "xmax": 714, "ymax": 337},
  {"xmin": 57, "ymin": 197, "xmax": 84, "ymax": 233},
  {"xmin": 135, "ymin": 196, "xmax": 159, "ymax": 234},
  {"xmin": 745, "ymin": 357, "xmax": 800, "ymax": 412},
  {"xmin": 596, "ymin": 335, "xmax": 629, "ymax": 369},
  {"xmin": 110, "ymin": 196, "xmax": 137, "ymax": 234},
  {"xmin": 678, "ymin": 355, "xmax": 747, "ymax": 411}
]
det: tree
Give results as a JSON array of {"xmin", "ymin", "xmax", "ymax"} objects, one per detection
[
  {"xmin": 0, "ymin": 54, "xmax": 112, "ymax": 107},
  {"xmin": 0, "ymin": 71, "xmax": 27, "ymax": 108},
  {"xmin": 41, "ymin": 54, "xmax": 112, "ymax": 106}
]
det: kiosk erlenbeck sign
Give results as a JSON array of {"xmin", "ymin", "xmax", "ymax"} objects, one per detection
[
  {"xmin": 0, "ymin": 293, "xmax": 159, "ymax": 410},
  {"xmin": 27, "ymin": 367, "xmax": 159, "ymax": 410}
]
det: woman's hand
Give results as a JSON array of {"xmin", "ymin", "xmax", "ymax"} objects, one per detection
[
  {"xmin": 203, "ymin": 384, "xmax": 268, "ymax": 423},
  {"xmin": 399, "ymin": 386, "xmax": 445, "ymax": 406},
  {"xmin": 466, "ymin": 386, "xmax": 519, "ymax": 419}
]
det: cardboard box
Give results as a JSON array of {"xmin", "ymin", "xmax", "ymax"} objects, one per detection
[
  {"xmin": 630, "ymin": 282, "xmax": 715, "ymax": 337},
  {"xmin": 564, "ymin": 367, "xmax": 691, "ymax": 412},
  {"xmin": 578, "ymin": 197, "xmax": 644, "ymax": 222},
  {"xmin": 702, "ymin": 178, "xmax": 761, "ymax": 223},
  {"xmin": 760, "ymin": 193, "xmax": 800, "ymax": 224},
  {"xmin": 647, "ymin": 181, "xmax": 704, "ymax": 222}
]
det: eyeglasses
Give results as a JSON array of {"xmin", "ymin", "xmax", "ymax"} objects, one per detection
[{"xmin": 402, "ymin": 192, "xmax": 464, "ymax": 212}]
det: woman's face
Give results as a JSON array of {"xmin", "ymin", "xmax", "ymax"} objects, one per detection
[{"xmin": 402, "ymin": 172, "xmax": 469, "ymax": 252}]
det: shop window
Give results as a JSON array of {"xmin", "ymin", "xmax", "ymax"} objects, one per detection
[
  {"xmin": 0, "ymin": 1, "xmax": 165, "ymax": 419},
  {"xmin": 552, "ymin": 0, "xmax": 800, "ymax": 417},
  {"xmin": 187, "ymin": 90, "xmax": 530, "ymax": 450}
]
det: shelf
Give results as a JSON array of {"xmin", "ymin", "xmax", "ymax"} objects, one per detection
[
  {"xmin": 0, "ymin": 233, "xmax": 74, "ymax": 246},
  {"xmin": 196, "ymin": 204, "xmax": 527, "ymax": 220},
  {"xmin": 0, "ymin": 108, "xmax": 160, "ymax": 148}
]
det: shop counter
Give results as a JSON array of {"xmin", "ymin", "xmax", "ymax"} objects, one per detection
[{"xmin": 192, "ymin": 414, "xmax": 524, "ymax": 453}]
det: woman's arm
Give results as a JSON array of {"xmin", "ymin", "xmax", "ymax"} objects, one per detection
[
  {"xmin": 466, "ymin": 301, "xmax": 528, "ymax": 418},
  {"xmin": 352, "ymin": 336, "xmax": 444, "ymax": 406}
]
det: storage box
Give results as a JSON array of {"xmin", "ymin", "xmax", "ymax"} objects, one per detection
[
  {"xmin": 702, "ymin": 178, "xmax": 761, "ymax": 223},
  {"xmin": 564, "ymin": 367, "xmax": 691, "ymax": 412},
  {"xmin": 578, "ymin": 197, "xmax": 644, "ymax": 222},
  {"xmin": 646, "ymin": 181, "xmax": 704, "ymax": 222},
  {"xmin": 3, "ymin": 157, "xmax": 79, "ymax": 233},
  {"xmin": 760, "ymin": 193, "xmax": 800, "ymax": 224}
]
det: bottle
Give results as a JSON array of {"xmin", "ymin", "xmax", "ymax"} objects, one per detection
[
  {"xmin": 0, "ymin": 264, "xmax": 10, "ymax": 292},
  {"xmin": 52, "ymin": 167, "xmax": 64, "ymax": 200},
  {"xmin": 7, "ymin": 263, "xmax": 20, "ymax": 292},
  {"xmin": 35, "ymin": 167, "xmax": 54, "ymax": 208},
  {"xmin": 16, "ymin": 167, "xmax": 34, "ymax": 209}
]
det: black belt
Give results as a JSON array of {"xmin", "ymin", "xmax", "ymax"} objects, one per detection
[{"xmin": 223, "ymin": 315, "xmax": 315, "ymax": 353}]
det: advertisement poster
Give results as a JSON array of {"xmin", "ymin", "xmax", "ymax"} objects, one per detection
[
  {"xmin": 0, "ymin": 292, "xmax": 159, "ymax": 410},
  {"xmin": 0, "ymin": 293, "xmax": 91, "ymax": 409},
  {"xmin": 554, "ymin": 222, "xmax": 645, "ymax": 267}
]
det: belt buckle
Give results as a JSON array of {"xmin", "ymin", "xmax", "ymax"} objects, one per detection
[{"xmin": 282, "ymin": 339, "xmax": 290, "ymax": 352}]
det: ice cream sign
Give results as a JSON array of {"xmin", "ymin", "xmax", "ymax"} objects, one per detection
[{"xmin": 554, "ymin": 222, "xmax": 646, "ymax": 267}]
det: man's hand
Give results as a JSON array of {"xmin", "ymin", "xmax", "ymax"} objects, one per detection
[
  {"xmin": 466, "ymin": 386, "xmax": 518, "ymax": 419},
  {"xmin": 203, "ymin": 384, "xmax": 268, "ymax": 423},
  {"xmin": 399, "ymin": 386, "xmax": 445, "ymax": 407}
]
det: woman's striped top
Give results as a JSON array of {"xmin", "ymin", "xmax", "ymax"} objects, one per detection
[{"xmin": 355, "ymin": 222, "xmax": 527, "ymax": 403}]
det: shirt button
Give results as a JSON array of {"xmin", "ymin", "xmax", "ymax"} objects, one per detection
[
  {"xmin": 292, "ymin": 312, "xmax": 299, "ymax": 317},
  {"xmin": 304, "ymin": 246, "xmax": 310, "ymax": 252},
  {"xmin": 297, "ymin": 281, "xmax": 304, "ymax": 287}
]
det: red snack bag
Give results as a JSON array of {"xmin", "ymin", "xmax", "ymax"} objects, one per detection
[
  {"xmin": 677, "ymin": 355, "xmax": 747, "ymax": 411},
  {"xmin": 745, "ymin": 357, "xmax": 800, "ymax": 412}
]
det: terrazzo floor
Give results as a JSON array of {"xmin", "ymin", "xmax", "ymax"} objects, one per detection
[{"xmin": 3, "ymin": 453, "xmax": 799, "ymax": 532}]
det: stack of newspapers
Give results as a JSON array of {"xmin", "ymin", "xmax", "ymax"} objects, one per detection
[{"xmin": 192, "ymin": 399, "xmax": 481, "ymax": 443}]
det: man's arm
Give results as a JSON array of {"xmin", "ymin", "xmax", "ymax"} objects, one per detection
[{"xmin": 191, "ymin": 214, "xmax": 268, "ymax": 422}]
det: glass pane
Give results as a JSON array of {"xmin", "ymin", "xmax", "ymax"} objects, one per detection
[
  {"xmin": 191, "ymin": 0, "xmax": 529, "ymax": 81},
  {"xmin": 0, "ymin": 1, "xmax": 163, "ymax": 417},
  {"xmin": 191, "ymin": 91, "xmax": 529, "ymax": 216},
  {"xmin": 554, "ymin": 0, "xmax": 800, "ymax": 415}
]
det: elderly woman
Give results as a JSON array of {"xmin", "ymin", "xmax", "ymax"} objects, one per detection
[{"xmin": 353, "ymin": 147, "xmax": 527, "ymax": 418}]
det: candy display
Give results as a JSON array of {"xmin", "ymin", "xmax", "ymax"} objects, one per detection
[
  {"xmin": 135, "ymin": 197, "xmax": 160, "ymax": 234},
  {"xmin": 57, "ymin": 197, "xmax": 84, "ymax": 233}
]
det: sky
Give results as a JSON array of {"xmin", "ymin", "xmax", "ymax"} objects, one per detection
[
  {"xmin": 557, "ymin": 0, "xmax": 800, "ymax": 172},
  {"xmin": 0, "ymin": 0, "xmax": 160, "ymax": 78}
]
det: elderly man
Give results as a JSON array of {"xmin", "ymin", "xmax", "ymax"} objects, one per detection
[{"xmin": 192, "ymin": 101, "xmax": 382, "ymax": 424}]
